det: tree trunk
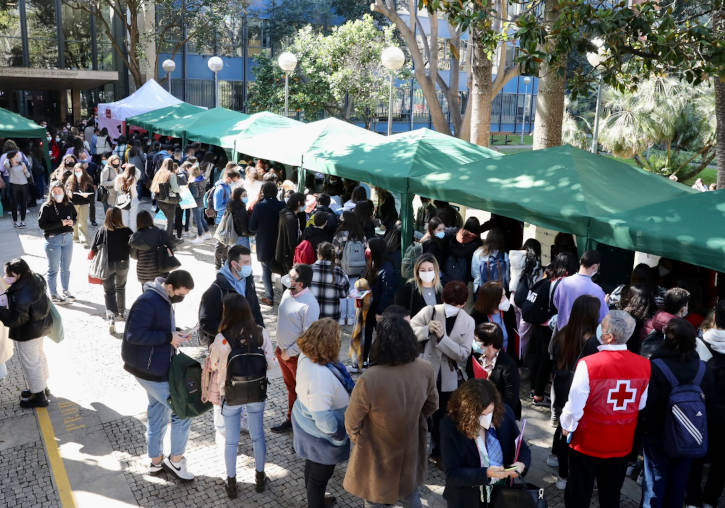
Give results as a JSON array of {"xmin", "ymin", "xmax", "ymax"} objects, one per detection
[
  {"xmin": 470, "ymin": 28, "xmax": 492, "ymax": 147},
  {"xmin": 532, "ymin": 0, "xmax": 566, "ymax": 150},
  {"xmin": 715, "ymin": 7, "xmax": 725, "ymax": 189}
]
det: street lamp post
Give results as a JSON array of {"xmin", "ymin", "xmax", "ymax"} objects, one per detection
[
  {"xmin": 521, "ymin": 76, "xmax": 531, "ymax": 144},
  {"xmin": 277, "ymin": 52, "xmax": 298, "ymax": 117},
  {"xmin": 207, "ymin": 56, "xmax": 223, "ymax": 108},
  {"xmin": 586, "ymin": 38, "xmax": 605, "ymax": 154},
  {"xmin": 162, "ymin": 59, "xmax": 176, "ymax": 94},
  {"xmin": 381, "ymin": 46, "xmax": 405, "ymax": 136}
]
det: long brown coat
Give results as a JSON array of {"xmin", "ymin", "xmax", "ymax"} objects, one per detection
[{"xmin": 343, "ymin": 358, "xmax": 438, "ymax": 504}]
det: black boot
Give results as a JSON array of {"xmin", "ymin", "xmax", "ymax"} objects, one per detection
[
  {"xmin": 21, "ymin": 387, "xmax": 51, "ymax": 399},
  {"xmin": 255, "ymin": 470, "xmax": 267, "ymax": 493},
  {"xmin": 225, "ymin": 476, "xmax": 237, "ymax": 499},
  {"xmin": 20, "ymin": 391, "xmax": 49, "ymax": 408},
  {"xmin": 270, "ymin": 419, "xmax": 292, "ymax": 433}
]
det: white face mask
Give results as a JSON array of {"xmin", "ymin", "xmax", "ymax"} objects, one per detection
[
  {"xmin": 53, "ymin": 193, "xmax": 64, "ymax": 203},
  {"xmin": 479, "ymin": 412, "xmax": 493, "ymax": 430},
  {"xmin": 74, "ymin": 171, "xmax": 82, "ymax": 177},
  {"xmin": 498, "ymin": 296, "xmax": 511, "ymax": 312},
  {"xmin": 444, "ymin": 303, "xmax": 460, "ymax": 317},
  {"xmin": 419, "ymin": 271, "xmax": 435, "ymax": 283}
]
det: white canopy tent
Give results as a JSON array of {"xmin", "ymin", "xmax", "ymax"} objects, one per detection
[{"xmin": 97, "ymin": 79, "xmax": 182, "ymax": 139}]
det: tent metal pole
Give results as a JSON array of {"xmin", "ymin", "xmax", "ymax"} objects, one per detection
[
  {"xmin": 297, "ymin": 155, "xmax": 306, "ymax": 193},
  {"xmin": 399, "ymin": 189, "xmax": 414, "ymax": 263}
]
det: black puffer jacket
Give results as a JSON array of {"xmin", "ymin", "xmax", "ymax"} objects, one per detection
[
  {"xmin": 129, "ymin": 226, "xmax": 169, "ymax": 283},
  {"xmin": 0, "ymin": 273, "xmax": 51, "ymax": 341}
]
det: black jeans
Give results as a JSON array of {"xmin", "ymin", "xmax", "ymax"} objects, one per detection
[
  {"xmin": 551, "ymin": 425, "xmax": 569, "ymax": 478},
  {"xmin": 304, "ymin": 460, "xmax": 335, "ymax": 508},
  {"xmin": 157, "ymin": 201, "xmax": 178, "ymax": 242},
  {"xmin": 686, "ymin": 434, "xmax": 725, "ymax": 506},
  {"xmin": 88, "ymin": 191, "xmax": 96, "ymax": 223},
  {"xmin": 565, "ymin": 449, "xmax": 628, "ymax": 508},
  {"xmin": 10, "ymin": 183, "xmax": 28, "ymax": 222},
  {"xmin": 102, "ymin": 260, "xmax": 129, "ymax": 316},
  {"xmin": 527, "ymin": 324, "xmax": 553, "ymax": 397},
  {"xmin": 174, "ymin": 206, "xmax": 190, "ymax": 238}
]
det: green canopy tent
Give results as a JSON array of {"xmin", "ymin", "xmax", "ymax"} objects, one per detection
[
  {"xmin": 590, "ymin": 190, "xmax": 725, "ymax": 273},
  {"xmin": 0, "ymin": 106, "xmax": 52, "ymax": 175},
  {"xmin": 226, "ymin": 112, "xmax": 303, "ymax": 156},
  {"xmin": 126, "ymin": 103, "xmax": 205, "ymax": 134},
  {"xmin": 183, "ymin": 107, "xmax": 249, "ymax": 151},
  {"xmin": 303, "ymin": 128, "xmax": 502, "ymax": 253},
  {"xmin": 408, "ymin": 145, "xmax": 691, "ymax": 241}
]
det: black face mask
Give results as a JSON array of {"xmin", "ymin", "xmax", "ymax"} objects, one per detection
[{"xmin": 169, "ymin": 294, "xmax": 185, "ymax": 304}]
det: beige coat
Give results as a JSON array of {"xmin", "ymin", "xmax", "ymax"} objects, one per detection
[
  {"xmin": 343, "ymin": 358, "xmax": 438, "ymax": 504},
  {"xmin": 410, "ymin": 304, "xmax": 475, "ymax": 392}
]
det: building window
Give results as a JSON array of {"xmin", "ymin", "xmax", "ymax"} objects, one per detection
[
  {"xmin": 0, "ymin": 0, "xmax": 23, "ymax": 66},
  {"xmin": 26, "ymin": 0, "xmax": 58, "ymax": 68},
  {"xmin": 61, "ymin": 4, "xmax": 92, "ymax": 69}
]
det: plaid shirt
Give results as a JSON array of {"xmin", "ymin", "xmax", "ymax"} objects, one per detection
[{"xmin": 310, "ymin": 260, "xmax": 350, "ymax": 320}]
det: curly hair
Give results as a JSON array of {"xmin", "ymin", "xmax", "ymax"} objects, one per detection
[
  {"xmin": 447, "ymin": 379, "xmax": 504, "ymax": 439},
  {"xmin": 297, "ymin": 318, "xmax": 341, "ymax": 365},
  {"xmin": 370, "ymin": 316, "xmax": 419, "ymax": 366}
]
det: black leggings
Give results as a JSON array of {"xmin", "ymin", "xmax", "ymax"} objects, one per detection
[
  {"xmin": 10, "ymin": 183, "xmax": 28, "ymax": 222},
  {"xmin": 304, "ymin": 460, "xmax": 335, "ymax": 508},
  {"xmin": 527, "ymin": 325, "xmax": 553, "ymax": 397}
]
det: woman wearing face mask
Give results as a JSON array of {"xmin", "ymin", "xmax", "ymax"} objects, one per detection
[
  {"xmin": 99, "ymin": 154, "xmax": 122, "ymax": 211},
  {"xmin": 421, "ymin": 216, "xmax": 449, "ymax": 271},
  {"xmin": 114, "ymin": 163, "xmax": 141, "ymax": 232},
  {"xmin": 214, "ymin": 187, "xmax": 251, "ymax": 270},
  {"xmin": 95, "ymin": 127, "xmax": 112, "ymax": 156},
  {"xmin": 467, "ymin": 322, "xmax": 522, "ymax": 420},
  {"xmin": 471, "ymin": 282, "xmax": 512, "ymax": 351},
  {"xmin": 38, "ymin": 182, "xmax": 77, "ymax": 303},
  {"xmin": 411, "ymin": 281, "xmax": 474, "ymax": 466},
  {"xmin": 64, "ymin": 163, "xmax": 94, "ymax": 248},
  {"xmin": 51, "ymin": 155, "xmax": 76, "ymax": 186},
  {"xmin": 3, "ymin": 150, "xmax": 32, "ymax": 228},
  {"xmin": 395, "ymin": 253, "xmax": 443, "ymax": 318},
  {"xmin": 275, "ymin": 192, "xmax": 306, "ymax": 276},
  {"xmin": 440, "ymin": 379, "xmax": 530, "ymax": 508},
  {"xmin": 0, "ymin": 258, "xmax": 53, "ymax": 408}
]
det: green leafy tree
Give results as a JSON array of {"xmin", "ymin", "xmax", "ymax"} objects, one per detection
[{"xmin": 248, "ymin": 15, "xmax": 404, "ymax": 127}]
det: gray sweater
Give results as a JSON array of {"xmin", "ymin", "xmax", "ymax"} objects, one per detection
[{"xmin": 276, "ymin": 288, "xmax": 320, "ymax": 356}]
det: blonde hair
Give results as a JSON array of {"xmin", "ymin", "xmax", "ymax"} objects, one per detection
[
  {"xmin": 412, "ymin": 253, "xmax": 442, "ymax": 294},
  {"xmin": 150, "ymin": 158, "xmax": 173, "ymax": 193},
  {"xmin": 190, "ymin": 164, "xmax": 202, "ymax": 179}
]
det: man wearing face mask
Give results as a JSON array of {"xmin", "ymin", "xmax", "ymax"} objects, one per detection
[
  {"xmin": 553, "ymin": 250, "xmax": 609, "ymax": 331},
  {"xmin": 560, "ymin": 310, "xmax": 650, "ymax": 508},
  {"xmin": 272, "ymin": 264, "xmax": 320, "ymax": 434},
  {"xmin": 122, "ymin": 270, "xmax": 196, "ymax": 480},
  {"xmin": 199, "ymin": 245, "xmax": 264, "ymax": 346}
]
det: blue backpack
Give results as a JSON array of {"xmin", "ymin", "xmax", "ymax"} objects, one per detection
[
  {"xmin": 479, "ymin": 252, "xmax": 510, "ymax": 289},
  {"xmin": 652, "ymin": 359, "xmax": 708, "ymax": 458}
]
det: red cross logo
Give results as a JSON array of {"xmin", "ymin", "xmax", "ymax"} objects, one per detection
[{"xmin": 607, "ymin": 380, "xmax": 637, "ymax": 411}]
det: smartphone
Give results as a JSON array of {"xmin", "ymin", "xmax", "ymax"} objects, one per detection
[{"xmin": 504, "ymin": 466, "xmax": 518, "ymax": 472}]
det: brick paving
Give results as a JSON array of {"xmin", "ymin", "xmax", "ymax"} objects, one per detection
[{"xmin": 0, "ymin": 200, "xmax": 659, "ymax": 507}]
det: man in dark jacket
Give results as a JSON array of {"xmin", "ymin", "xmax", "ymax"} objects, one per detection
[
  {"xmin": 199, "ymin": 245, "xmax": 264, "ymax": 344},
  {"xmin": 275, "ymin": 192, "xmax": 305, "ymax": 279},
  {"xmin": 301, "ymin": 212, "xmax": 333, "ymax": 252},
  {"xmin": 121, "ymin": 270, "xmax": 196, "ymax": 481},
  {"xmin": 0, "ymin": 258, "xmax": 52, "ymax": 408},
  {"xmin": 312, "ymin": 193, "xmax": 338, "ymax": 236},
  {"xmin": 249, "ymin": 182, "xmax": 284, "ymax": 306}
]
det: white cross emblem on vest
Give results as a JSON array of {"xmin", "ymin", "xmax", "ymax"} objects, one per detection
[{"xmin": 607, "ymin": 380, "xmax": 637, "ymax": 411}]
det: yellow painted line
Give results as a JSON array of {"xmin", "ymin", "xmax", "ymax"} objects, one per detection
[{"xmin": 36, "ymin": 407, "xmax": 77, "ymax": 508}]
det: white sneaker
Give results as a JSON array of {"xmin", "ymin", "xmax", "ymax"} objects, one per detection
[
  {"xmin": 191, "ymin": 236, "xmax": 204, "ymax": 244},
  {"xmin": 203, "ymin": 231, "xmax": 212, "ymax": 240},
  {"xmin": 546, "ymin": 455, "xmax": 559, "ymax": 468},
  {"xmin": 149, "ymin": 460, "xmax": 163, "ymax": 474},
  {"xmin": 163, "ymin": 456, "xmax": 194, "ymax": 481},
  {"xmin": 556, "ymin": 478, "xmax": 567, "ymax": 490}
]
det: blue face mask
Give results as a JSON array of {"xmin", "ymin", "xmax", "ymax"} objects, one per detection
[
  {"xmin": 471, "ymin": 341, "xmax": 484, "ymax": 354},
  {"xmin": 434, "ymin": 231, "xmax": 445, "ymax": 239},
  {"xmin": 596, "ymin": 324, "xmax": 603, "ymax": 344},
  {"xmin": 240, "ymin": 264, "xmax": 253, "ymax": 278},
  {"xmin": 242, "ymin": 196, "xmax": 248, "ymax": 204}
]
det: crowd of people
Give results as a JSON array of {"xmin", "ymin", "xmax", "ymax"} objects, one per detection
[{"xmin": 1, "ymin": 118, "xmax": 725, "ymax": 508}]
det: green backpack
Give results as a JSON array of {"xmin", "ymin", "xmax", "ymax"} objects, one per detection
[
  {"xmin": 401, "ymin": 241, "xmax": 423, "ymax": 280},
  {"xmin": 168, "ymin": 351, "xmax": 212, "ymax": 419}
]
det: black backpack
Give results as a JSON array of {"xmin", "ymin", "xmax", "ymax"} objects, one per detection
[
  {"xmin": 520, "ymin": 278, "xmax": 560, "ymax": 325},
  {"xmin": 224, "ymin": 336, "xmax": 268, "ymax": 406},
  {"xmin": 640, "ymin": 330, "xmax": 665, "ymax": 359}
]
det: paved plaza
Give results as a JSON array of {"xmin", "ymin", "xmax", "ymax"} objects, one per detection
[{"xmin": 0, "ymin": 201, "xmax": 647, "ymax": 507}]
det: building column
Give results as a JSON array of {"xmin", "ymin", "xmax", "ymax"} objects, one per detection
[
  {"xmin": 58, "ymin": 90, "xmax": 68, "ymax": 125},
  {"xmin": 71, "ymin": 89, "xmax": 82, "ymax": 123}
]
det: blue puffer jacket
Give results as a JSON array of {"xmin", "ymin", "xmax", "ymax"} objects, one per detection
[{"xmin": 122, "ymin": 278, "xmax": 175, "ymax": 381}]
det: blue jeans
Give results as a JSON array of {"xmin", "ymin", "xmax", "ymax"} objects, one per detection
[
  {"xmin": 135, "ymin": 377, "xmax": 192, "ymax": 459},
  {"xmin": 235, "ymin": 236, "xmax": 250, "ymax": 248},
  {"xmin": 44, "ymin": 232, "xmax": 73, "ymax": 295},
  {"xmin": 260, "ymin": 262, "xmax": 274, "ymax": 301},
  {"xmin": 642, "ymin": 436, "xmax": 692, "ymax": 508},
  {"xmin": 191, "ymin": 206, "xmax": 209, "ymax": 236},
  {"xmin": 222, "ymin": 400, "xmax": 266, "ymax": 476}
]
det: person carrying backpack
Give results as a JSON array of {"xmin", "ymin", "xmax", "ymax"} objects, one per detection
[
  {"xmin": 471, "ymin": 227, "xmax": 510, "ymax": 295},
  {"xmin": 441, "ymin": 217, "xmax": 482, "ymax": 285},
  {"xmin": 201, "ymin": 293, "xmax": 275, "ymax": 498},
  {"xmin": 121, "ymin": 270, "xmax": 196, "ymax": 481},
  {"xmin": 333, "ymin": 211, "xmax": 366, "ymax": 326},
  {"xmin": 640, "ymin": 318, "xmax": 706, "ymax": 508}
]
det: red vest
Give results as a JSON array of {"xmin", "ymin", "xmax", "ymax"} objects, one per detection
[{"xmin": 570, "ymin": 349, "xmax": 651, "ymax": 458}]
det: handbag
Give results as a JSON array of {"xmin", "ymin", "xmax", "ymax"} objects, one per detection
[
  {"xmin": 213, "ymin": 210, "xmax": 238, "ymax": 246},
  {"xmin": 96, "ymin": 185, "xmax": 109, "ymax": 202},
  {"xmin": 46, "ymin": 300, "xmax": 64, "ymax": 343},
  {"xmin": 156, "ymin": 244, "xmax": 181, "ymax": 272},
  {"xmin": 115, "ymin": 191, "xmax": 132, "ymax": 210},
  {"xmin": 88, "ymin": 232, "xmax": 109, "ymax": 283},
  {"xmin": 490, "ymin": 482, "xmax": 547, "ymax": 508}
]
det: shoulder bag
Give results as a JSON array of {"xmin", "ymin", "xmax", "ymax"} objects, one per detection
[
  {"xmin": 156, "ymin": 244, "xmax": 181, "ymax": 272},
  {"xmin": 88, "ymin": 230, "xmax": 110, "ymax": 282}
]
